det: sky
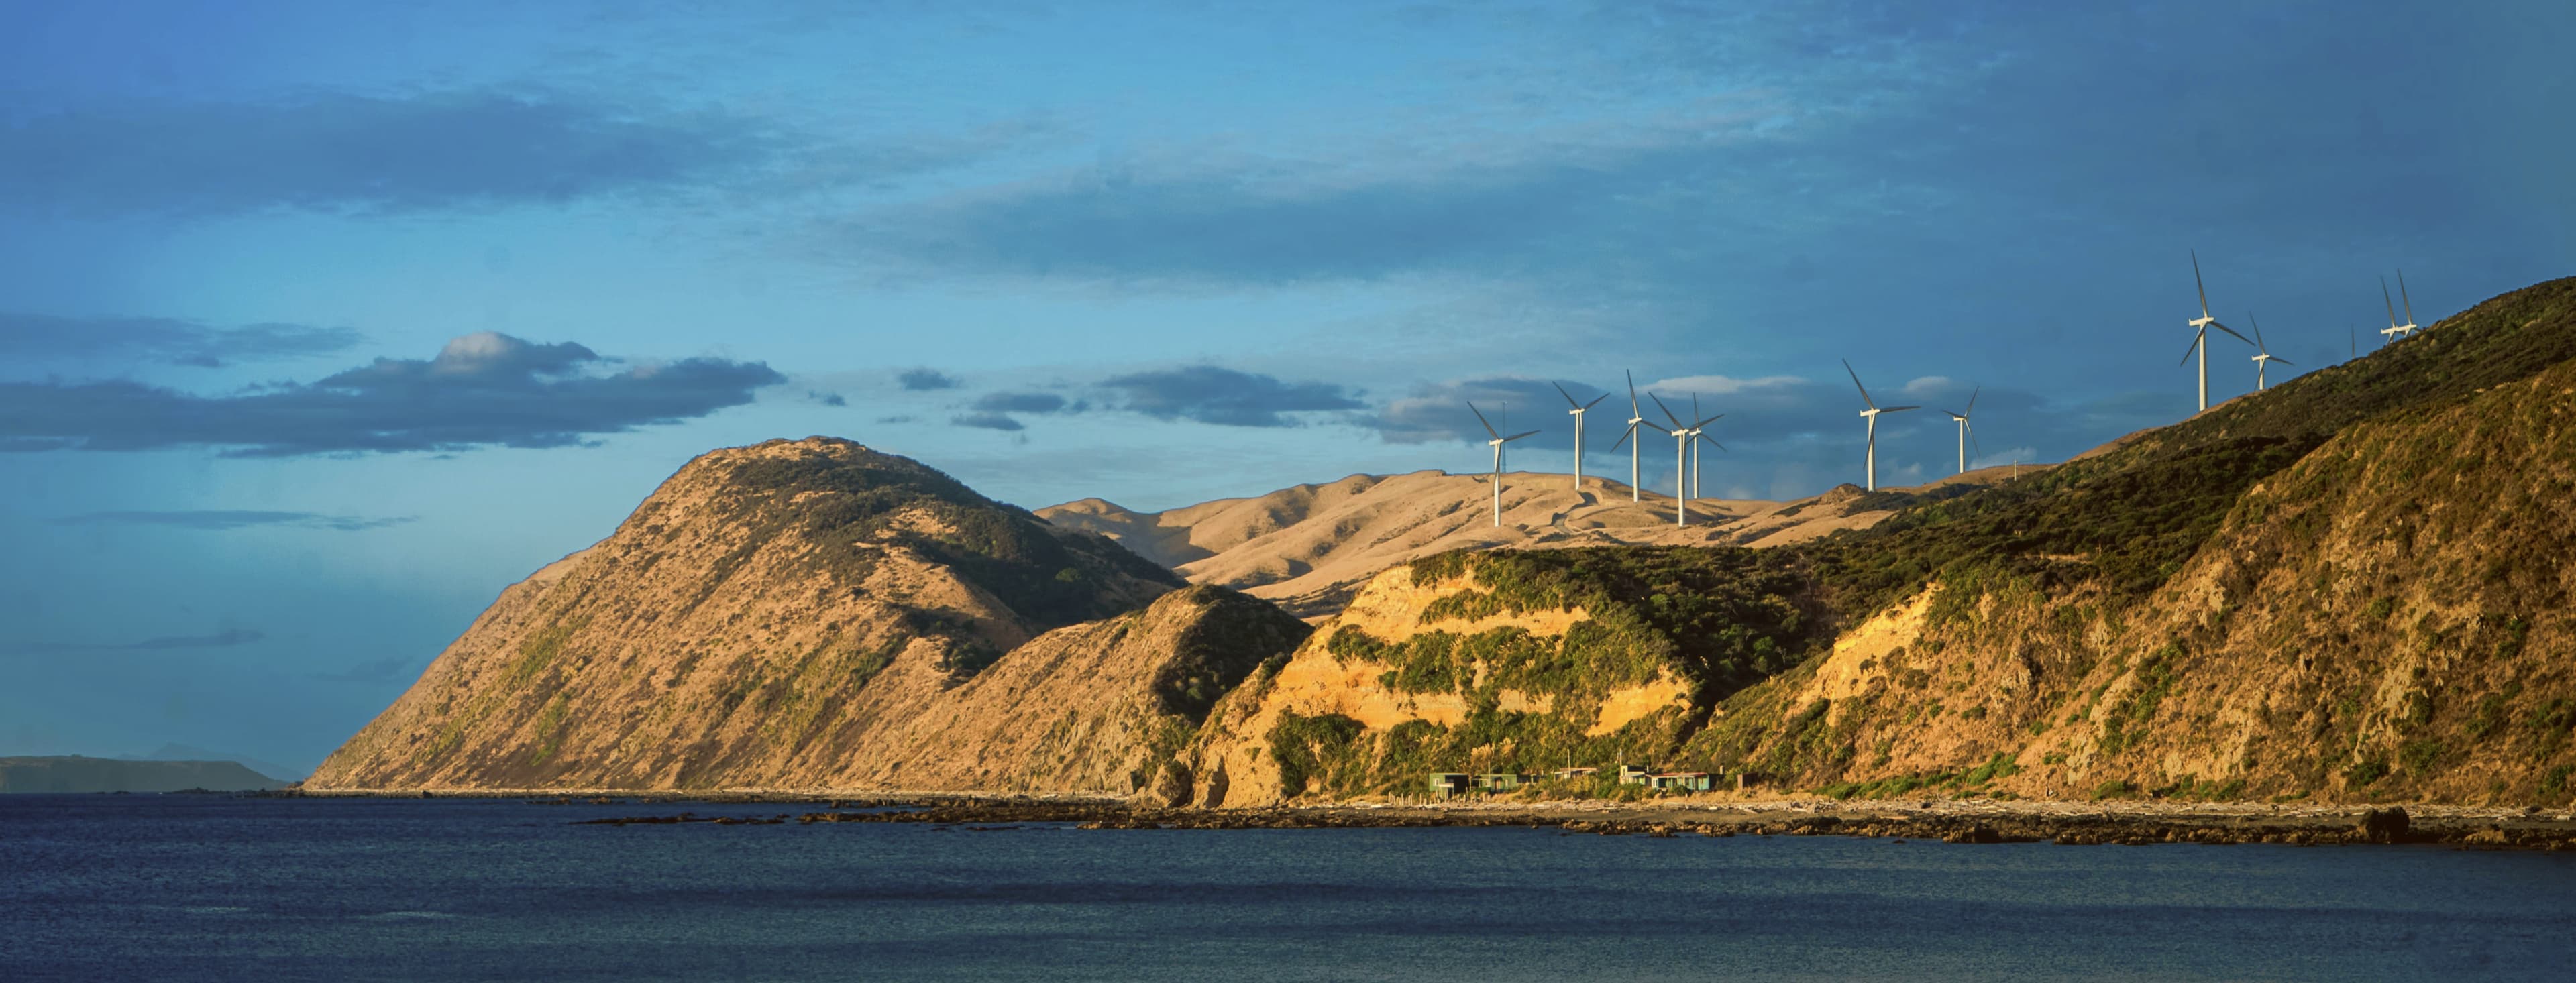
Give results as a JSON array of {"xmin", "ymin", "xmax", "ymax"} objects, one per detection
[{"xmin": 3, "ymin": 1, "xmax": 2570, "ymax": 774}]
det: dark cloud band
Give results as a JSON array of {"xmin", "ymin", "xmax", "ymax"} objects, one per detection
[
  {"xmin": 0, "ymin": 331, "xmax": 784, "ymax": 457},
  {"xmin": 51, "ymin": 511, "xmax": 416, "ymax": 532}
]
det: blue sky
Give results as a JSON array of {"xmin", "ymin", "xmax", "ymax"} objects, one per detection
[{"xmin": 3, "ymin": 1, "xmax": 2569, "ymax": 772}]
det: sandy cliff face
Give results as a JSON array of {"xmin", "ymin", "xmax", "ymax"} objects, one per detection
[
  {"xmin": 307, "ymin": 437, "xmax": 1316, "ymax": 793},
  {"xmin": 1187, "ymin": 546, "xmax": 1823, "ymax": 807}
]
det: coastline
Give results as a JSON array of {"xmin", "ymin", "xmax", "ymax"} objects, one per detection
[{"xmin": 282, "ymin": 789, "xmax": 2576, "ymax": 850}]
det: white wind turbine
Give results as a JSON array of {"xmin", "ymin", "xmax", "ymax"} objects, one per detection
[
  {"xmin": 2248, "ymin": 314, "xmax": 2294, "ymax": 390},
  {"xmin": 1554, "ymin": 382, "xmax": 1609, "ymax": 493},
  {"xmin": 1468, "ymin": 401, "xmax": 1538, "ymax": 528},
  {"xmin": 1685, "ymin": 393, "xmax": 1725, "ymax": 500},
  {"xmin": 1603, "ymin": 371, "xmax": 1648, "ymax": 502},
  {"xmin": 1942, "ymin": 384, "xmax": 1980, "ymax": 475},
  {"xmin": 2378, "ymin": 271, "xmax": 2420, "ymax": 343},
  {"xmin": 1646, "ymin": 392, "xmax": 1723, "ymax": 527},
  {"xmin": 2184, "ymin": 251, "xmax": 2255, "ymax": 412},
  {"xmin": 1843, "ymin": 359, "xmax": 1918, "ymax": 492}
]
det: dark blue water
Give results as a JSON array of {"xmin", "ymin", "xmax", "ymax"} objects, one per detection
[{"xmin": 3, "ymin": 795, "xmax": 2571, "ymax": 981}]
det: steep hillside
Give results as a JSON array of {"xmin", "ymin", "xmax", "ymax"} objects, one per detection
[
  {"xmin": 1040, "ymin": 468, "xmax": 2029, "ymax": 618},
  {"xmin": 1189, "ymin": 275, "xmax": 2576, "ymax": 808},
  {"xmin": 309, "ymin": 437, "xmax": 1256, "ymax": 792},
  {"xmin": 1696, "ymin": 353, "xmax": 2575, "ymax": 805},
  {"xmin": 1188, "ymin": 546, "xmax": 1827, "ymax": 806}
]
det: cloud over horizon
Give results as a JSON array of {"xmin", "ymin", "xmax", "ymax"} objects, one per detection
[
  {"xmin": 1, "ymin": 312, "xmax": 362, "ymax": 367},
  {"xmin": 0, "ymin": 331, "xmax": 784, "ymax": 456},
  {"xmin": 51, "ymin": 510, "xmax": 417, "ymax": 532},
  {"xmin": 1099, "ymin": 365, "xmax": 1362, "ymax": 427}
]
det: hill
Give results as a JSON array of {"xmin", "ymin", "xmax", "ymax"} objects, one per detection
[
  {"xmin": 1186, "ymin": 276, "xmax": 2576, "ymax": 807},
  {"xmin": 0, "ymin": 756, "xmax": 286, "ymax": 793},
  {"xmin": 1038, "ymin": 467, "xmax": 2037, "ymax": 618},
  {"xmin": 307, "ymin": 437, "xmax": 1313, "ymax": 793}
]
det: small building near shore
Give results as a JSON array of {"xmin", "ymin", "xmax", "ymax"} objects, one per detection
[
  {"xmin": 1617, "ymin": 764, "xmax": 1652, "ymax": 785},
  {"xmin": 1648, "ymin": 772, "xmax": 1713, "ymax": 793},
  {"xmin": 1552, "ymin": 766, "xmax": 1599, "ymax": 780},
  {"xmin": 1427, "ymin": 773, "xmax": 1471, "ymax": 799},
  {"xmin": 1474, "ymin": 772, "xmax": 1527, "ymax": 793}
]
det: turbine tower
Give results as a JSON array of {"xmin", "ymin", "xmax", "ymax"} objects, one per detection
[
  {"xmin": 2184, "ymin": 251, "xmax": 2253, "ymax": 412},
  {"xmin": 1843, "ymin": 359, "xmax": 1918, "ymax": 492},
  {"xmin": 1554, "ymin": 382, "xmax": 1607, "ymax": 493},
  {"xmin": 1603, "ymin": 371, "xmax": 1648, "ymax": 502},
  {"xmin": 2248, "ymin": 314, "xmax": 2294, "ymax": 390},
  {"xmin": 1468, "ymin": 401, "xmax": 1537, "ymax": 528},
  {"xmin": 1648, "ymin": 392, "xmax": 1723, "ymax": 527},
  {"xmin": 1942, "ymin": 384, "xmax": 1980, "ymax": 475},
  {"xmin": 2379, "ymin": 271, "xmax": 2420, "ymax": 343}
]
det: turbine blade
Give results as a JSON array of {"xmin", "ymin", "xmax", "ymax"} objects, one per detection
[
  {"xmin": 1467, "ymin": 401, "xmax": 1499, "ymax": 440},
  {"xmin": 2192, "ymin": 249, "xmax": 2210, "ymax": 318},
  {"xmin": 2381, "ymin": 276, "xmax": 2398, "ymax": 327},
  {"xmin": 2180, "ymin": 332, "xmax": 2202, "ymax": 365},
  {"xmin": 1964, "ymin": 384, "xmax": 1978, "ymax": 417},
  {"xmin": 1841, "ymin": 358, "xmax": 1876, "ymax": 408},
  {"xmin": 1882, "ymin": 405, "xmax": 1920, "ymax": 413},
  {"xmin": 2398, "ymin": 269, "xmax": 2415, "ymax": 323},
  {"xmin": 1625, "ymin": 369, "xmax": 1640, "ymax": 416},
  {"xmin": 1583, "ymin": 392, "xmax": 1608, "ymax": 410},
  {"xmin": 1608, "ymin": 425, "xmax": 1632, "ymax": 452},
  {"xmin": 1552, "ymin": 380, "xmax": 1580, "ymax": 409},
  {"xmin": 1693, "ymin": 412, "xmax": 1724, "ymax": 429},
  {"xmin": 1503, "ymin": 430, "xmax": 1540, "ymax": 443},
  {"xmin": 1648, "ymin": 391, "xmax": 1684, "ymax": 428},
  {"xmin": 2210, "ymin": 320, "xmax": 2252, "ymax": 345},
  {"xmin": 1969, "ymin": 423, "xmax": 1982, "ymax": 463},
  {"xmin": 2271, "ymin": 356, "xmax": 2295, "ymax": 367}
]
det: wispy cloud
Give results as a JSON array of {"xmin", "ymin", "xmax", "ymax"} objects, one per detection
[
  {"xmin": 949, "ymin": 412, "xmax": 1024, "ymax": 432},
  {"xmin": 1, "ymin": 313, "xmax": 362, "ymax": 367},
  {"xmin": 1, "ymin": 628, "xmax": 265, "ymax": 657},
  {"xmin": 1099, "ymin": 366, "xmax": 1362, "ymax": 427},
  {"xmin": 0, "ymin": 91, "xmax": 794, "ymax": 217},
  {"xmin": 0, "ymin": 331, "xmax": 784, "ymax": 456},
  {"xmin": 972, "ymin": 391, "xmax": 1078, "ymax": 414},
  {"xmin": 898, "ymin": 367, "xmax": 961, "ymax": 390},
  {"xmin": 52, "ymin": 510, "xmax": 416, "ymax": 532}
]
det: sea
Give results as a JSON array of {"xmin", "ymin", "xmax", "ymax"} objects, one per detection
[{"xmin": 3, "ymin": 795, "xmax": 2571, "ymax": 981}]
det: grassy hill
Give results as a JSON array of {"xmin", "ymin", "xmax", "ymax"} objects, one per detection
[{"xmin": 1191, "ymin": 275, "xmax": 2576, "ymax": 807}]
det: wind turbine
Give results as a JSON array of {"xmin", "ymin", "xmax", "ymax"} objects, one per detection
[
  {"xmin": 1843, "ymin": 359, "xmax": 1918, "ymax": 492},
  {"xmin": 1686, "ymin": 393, "xmax": 1724, "ymax": 500},
  {"xmin": 1942, "ymin": 384, "xmax": 1980, "ymax": 475},
  {"xmin": 1554, "ymin": 382, "xmax": 1608, "ymax": 493},
  {"xmin": 1603, "ymin": 371, "xmax": 1648, "ymax": 502},
  {"xmin": 2184, "ymin": 251, "xmax": 2254, "ymax": 412},
  {"xmin": 2248, "ymin": 314, "xmax": 2293, "ymax": 390},
  {"xmin": 2379, "ymin": 271, "xmax": 2420, "ymax": 343},
  {"xmin": 1648, "ymin": 392, "xmax": 1723, "ymax": 526},
  {"xmin": 1468, "ymin": 401, "xmax": 1537, "ymax": 528}
]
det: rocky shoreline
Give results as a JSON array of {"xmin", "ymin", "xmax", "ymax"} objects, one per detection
[{"xmin": 554, "ymin": 796, "xmax": 2576, "ymax": 850}]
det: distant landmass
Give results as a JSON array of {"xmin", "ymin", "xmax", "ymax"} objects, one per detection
[
  {"xmin": 313, "ymin": 274, "xmax": 2576, "ymax": 809},
  {"xmin": 1, "ymin": 756, "xmax": 288, "ymax": 793},
  {"xmin": 122, "ymin": 744, "xmax": 307, "ymax": 784}
]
